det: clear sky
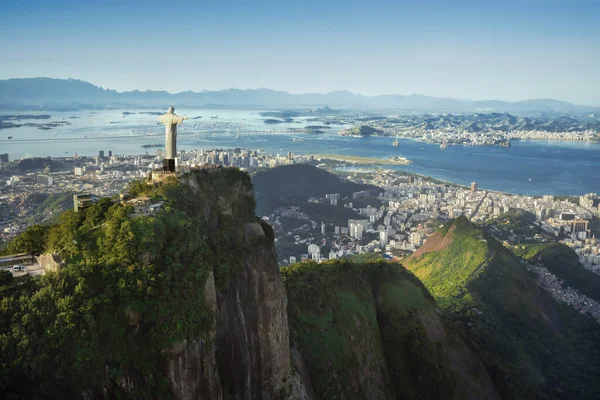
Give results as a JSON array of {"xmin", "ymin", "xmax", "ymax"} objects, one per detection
[{"xmin": 1, "ymin": 0, "xmax": 599, "ymax": 105}]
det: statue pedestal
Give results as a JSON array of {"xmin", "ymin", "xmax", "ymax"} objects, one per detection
[
  {"xmin": 163, "ymin": 159, "xmax": 176, "ymax": 172},
  {"xmin": 151, "ymin": 171, "xmax": 177, "ymax": 183}
]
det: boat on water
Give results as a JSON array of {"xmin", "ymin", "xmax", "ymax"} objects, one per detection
[
  {"xmin": 392, "ymin": 136, "xmax": 399, "ymax": 147},
  {"xmin": 7, "ymin": 136, "xmax": 13, "ymax": 139},
  {"xmin": 440, "ymin": 142, "xmax": 447, "ymax": 149},
  {"xmin": 292, "ymin": 137, "xmax": 306, "ymax": 142}
]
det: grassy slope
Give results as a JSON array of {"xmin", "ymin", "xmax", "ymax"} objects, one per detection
[
  {"xmin": 282, "ymin": 260, "xmax": 498, "ymax": 400},
  {"xmin": 405, "ymin": 217, "xmax": 600, "ymax": 399}
]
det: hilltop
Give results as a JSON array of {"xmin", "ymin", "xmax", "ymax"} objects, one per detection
[
  {"xmin": 252, "ymin": 163, "xmax": 381, "ymax": 215},
  {"xmin": 339, "ymin": 124, "xmax": 383, "ymax": 137},
  {"xmin": 0, "ymin": 168, "xmax": 299, "ymax": 398},
  {"xmin": 405, "ymin": 217, "xmax": 600, "ymax": 399}
]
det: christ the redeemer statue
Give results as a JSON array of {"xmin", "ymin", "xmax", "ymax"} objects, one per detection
[{"xmin": 158, "ymin": 106, "xmax": 187, "ymax": 172}]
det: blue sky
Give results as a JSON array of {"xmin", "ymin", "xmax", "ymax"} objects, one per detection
[{"xmin": 1, "ymin": 0, "xmax": 599, "ymax": 105}]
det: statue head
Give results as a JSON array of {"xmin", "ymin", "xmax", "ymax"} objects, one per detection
[{"xmin": 168, "ymin": 106, "xmax": 175, "ymax": 114}]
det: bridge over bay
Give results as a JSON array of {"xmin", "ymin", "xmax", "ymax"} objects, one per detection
[{"xmin": 0, "ymin": 130, "xmax": 313, "ymax": 145}]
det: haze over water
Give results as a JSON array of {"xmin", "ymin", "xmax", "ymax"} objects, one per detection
[{"xmin": 2, "ymin": 109, "xmax": 599, "ymax": 196}]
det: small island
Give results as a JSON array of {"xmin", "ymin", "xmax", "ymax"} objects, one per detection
[
  {"xmin": 314, "ymin": 154, "xmax": 412, "ymax": 165},
  {"xmin": 338, "ymin": 125, "xmax": 383, "ymax": 137},
  {"xmin": 264, "ymin": 118, "xmax": 294, "ymax": 124}
]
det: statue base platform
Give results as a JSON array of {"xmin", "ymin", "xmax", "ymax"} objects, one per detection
[{"xmin": 151, "ymin": 170, "xmax": 177, "ymax": 183}]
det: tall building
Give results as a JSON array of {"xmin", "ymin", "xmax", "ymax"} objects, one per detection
[
  {"xmin": 36, "ymin": 175, "xmax": 53, "ymax": 186},
  {"xmin": 326, "ymin": 193, "xmax": 340, "ymax": 206},
  {"xmin": 0, "ymin": 203, "xmax": 9, "ymax": 220},
  {"xmin": 108, "ymin": 150, "xmax": 113, "ymax": 158},
  {"xmin": 0, "ymin": 153, "xmax": 8, "ymax": 163},
  {"xmin": 348, "ymin": 219, "xmax": 369, "ymax": 238},
  {"xmin": 308, "ymin": 244, "xmax": 321, "ymax": 255},
  {"xmin": 571, "ymin": 220, "xmax": 589, "ymax": 233},
  {"xmin": 73, "ymin": 194, "xmax": 93, "ymax": 213},
  {"xmin": 99, "ymin": 150, "xmax": 105, "ymax": 159},
  {"xmin": 379, "ymin": 231, "xmax": 389, "ymax": 248},
  {"xmin": 410, "ymin": 232, "xmax": 422, "ymax": 246},
  {"xmin": 471, "ymin": 182, "xmax": 478, "ymax": 192},
  {"xmin": 321, "ymin": 222, "xmax": 326, "ymax": 235}
]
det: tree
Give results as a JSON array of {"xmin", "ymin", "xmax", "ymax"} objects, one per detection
[
  {"xmin": 127, "ymin": 179, "xmax": 150, "ymax": 197},
  {"xmin": 0, "ymin": 270, "xmax": 12, "ymax": 286},
  {"xmin": 5, "ymin": 224, "xmax": 50, "ymax": 255}
]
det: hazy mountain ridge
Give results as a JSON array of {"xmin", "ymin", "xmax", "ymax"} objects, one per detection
[
  {"xmin": 1, "ymin": 78, "xmax": 598, "ymax": 114},
  {"xmin": 385, "ymin": 112, "xmax": 600, "ymax": 133}
]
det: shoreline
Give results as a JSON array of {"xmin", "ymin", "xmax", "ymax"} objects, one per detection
[
  {"xmin": 332, "ymin": 166, "xmax": 583, "ymax": 199},
  {"xmin": 313, "ymin": 153, "xmax": 412, "ymax": 165}
]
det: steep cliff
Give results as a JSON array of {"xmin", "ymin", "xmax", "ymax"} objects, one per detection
[
  {"xmin": 0, "ymin": 167, "xmax": 302, "ymax": 399},
  {"xmin": 140, "ymin": 168, "xmax": 301, "ymax": 399},
  {"xmin": 282, "ymin": 260, "xmax": 500, "ymax": 400}
]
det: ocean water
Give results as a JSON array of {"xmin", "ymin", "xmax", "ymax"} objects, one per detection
[{"xmin": 1, "ymin": 109, "xmax": 599, "ymax": 196}]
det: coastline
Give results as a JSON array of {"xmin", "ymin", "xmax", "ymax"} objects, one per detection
[{"xmin": 313, "ymin": 153, "xmax": 412, "ymax": 165}]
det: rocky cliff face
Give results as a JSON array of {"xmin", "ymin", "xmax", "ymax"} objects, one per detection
[
  {"xmin": 164, "ymin": 272, "xmax": 222, "ymax": 400},
  {"xmin": 161, "ymin": 168, "xmax": 302, "ymax": 400},
  {"xmin": 214, "ymin": 222, "xmax": 291, "ymax": 400}
]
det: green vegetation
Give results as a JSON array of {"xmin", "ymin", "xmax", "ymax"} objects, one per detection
[
  {"xmin": 0, "ymin": 224, "xmax": 50, "ymax": 255},
  {"xmin": 405, "ymin": 217, "xmax": 600, "ymax": 399},
  {"xmin": 343, "ymin": 252, "xmax": 385, "ymax": 263},
  {"xmin": 26, "ymin": 191, "xmax": 75, "ymax": 225},
  {"xmin": 515, "ymin": 242, "xmax": 600, "ymax": 303},
  {"xmin": 282, "ymin": 260, "xmax": 496, "ymax": 400},
  {"xmin": 484, "ymin": 209, "xmax": 551, "ymax": 243},
  {"xmin": 340, "ymin": 125, "xmax": 383, "ymax": 137},
  {"xmin": 0, "ymin": 167, "xmax": 263, "ymax": 397},
  {"xmin": 0, "ymin": 270, "xmax": 12, "ymax": 287}
]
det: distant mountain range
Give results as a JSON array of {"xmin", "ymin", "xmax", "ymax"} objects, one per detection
[{"xmin": 1, "ymin": 77, "xmax": 598, "ymax": 114}]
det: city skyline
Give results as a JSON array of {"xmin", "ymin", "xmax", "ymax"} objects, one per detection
[{"xmin": 1, "ymin": 0, "xmax": 599, "ymax": 105}]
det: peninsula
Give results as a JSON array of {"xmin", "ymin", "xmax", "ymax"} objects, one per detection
[{"xmin": 313, "ymin": 154, "xmax": 412, "ymax": 165}]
